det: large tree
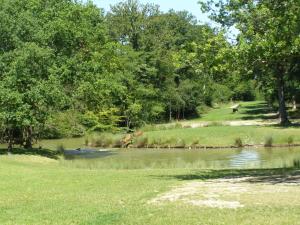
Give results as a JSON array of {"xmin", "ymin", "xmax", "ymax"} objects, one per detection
[{"xmin": 201, "ymin": 0, "xmax": 300, "ymax": 125}]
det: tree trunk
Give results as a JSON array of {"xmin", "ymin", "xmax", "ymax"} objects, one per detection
[
  {"xmin": 24, "ymin": 127, "xmax": 33, "ymax": 149},
  {"xmin": 8, "ymin": 139, "xmax": 12, "ymax": 153},
  {"xmin": 277, "ymin": 73, "xmax": 290, "ymax": 125},
  {"xmin": 293, "ymin": 95, "xmax": 297, "ymax": 111},
  {"xmin": 169, "ymin": 104, "xmax": 172, "ymax": 122}
]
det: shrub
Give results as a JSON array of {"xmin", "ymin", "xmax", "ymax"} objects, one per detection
[
  {"xmin": 174, "ymin": 123, "xmax": 183, "ymax": 129},
  {"xmin": 87, "ymin": 133, "xmax": 116, "ymax": 148},
  {"xmin": 232, "ymin": 81, "xmax": 256, "ymax": 101},
  {"xmin": 41, "ymin": 110, "xmax": 86, "ymax": 139},
  {"xmin": 149, "ymin": 138, "xmax": 163, "ymax": 148},
  {"xmin": 81, "ymin": 108, "xmax": 121, "ymax": 133},
  {"xmin": 264, "ymin": 136, "xmax": 273, "ymax": 147},
  {"xmin": 208, "ymin": 121, "xmax": 223, "ymax": 127},
  {"xmin": 196, "ymin": 104, "xmax": 210, "ymax": 117},
  {"xmin": 192, "ymin": 139, "xmax": 200, "ymax": 147},
  {"xmin": 287, "ymin": 136, "xmax": 294, "ymax": 146},
  {"xmin": 135, "ymin": 137, "xmax": 148, "ymax": 148},
  {"xmin": 112, "ymin": 138, "xmax": 123, "ymax": 148},
  {"xmin": 293, "ymin": 160, "xmax": 300, "ymax": 168},
  {"xmin": 163, "ymin": 138, "xmax": 177, "ymax": 148},
  {"xmin": 212, "ymin": 83, "xmax": 233, "ymax": 103},
  {"xmin": 234, "ymin": 137, "xmax": 243, "ymax": 148},
  {"xmin": 70, "ymin": 124, "xmax": 85, "ymax": 138},
  {"xmin": 141, "ymin": 124, "xmax": 157, "ymax": 132},
  {"xmin": 175, "ymin": 138, "xmax": 186, "ymax": 148}
]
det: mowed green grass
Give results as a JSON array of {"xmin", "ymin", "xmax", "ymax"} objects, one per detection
[
  {"xmin": 1, "ymin": 156, "xmax": 300, "ymax": 225},
  {"xmin": 144, "ymin": 125, "xmax": 300, "ymax": 147},
  {"xmin": 194, "ymin": 101, "xmax": 275, "ymax": 121}
]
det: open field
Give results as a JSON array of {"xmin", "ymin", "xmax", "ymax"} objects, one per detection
[{"xmin": 1, "ymin": 155, "xmax": 300, "ymax": 225}]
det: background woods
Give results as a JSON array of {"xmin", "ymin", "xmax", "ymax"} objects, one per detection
[{"xmin": 0, "ymin": 0, "xmax": 299, "ymax": 148}]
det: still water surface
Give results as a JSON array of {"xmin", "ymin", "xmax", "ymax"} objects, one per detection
[{"xmin": 62, "ymin": 147, "xmax": 300, "ymax": 170}]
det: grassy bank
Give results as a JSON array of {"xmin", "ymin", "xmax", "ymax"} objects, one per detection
[
  {"xmin": 20, "ymin": 125, "xmax": 300, "ymax": 150},
  {"xmin": 0, "ymin": 155, "xmax": 300, "ymax": 225},
  {"xmin": 142, "ymin": 125, "xmax": 300, "ymax": 148}
]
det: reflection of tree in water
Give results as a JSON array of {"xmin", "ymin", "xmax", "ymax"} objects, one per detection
[
  {"xmin": 63, "ymin": 149, "xmax": 115, "ymax": 160},
  {"xmin": 229, "ymin": 150, "xmax": 260, "ymax": 168},
  {"xmin": 294, "ymin": 160, "xmax": 300, "ymax": 168}
]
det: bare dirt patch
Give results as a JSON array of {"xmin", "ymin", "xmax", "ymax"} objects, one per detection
[{"xmin": 148, "ymin": 177, "xmax": 300, "ymax": 209}]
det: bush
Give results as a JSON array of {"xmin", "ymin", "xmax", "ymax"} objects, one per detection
[
  {"xmin": 87, "ymin": 133, "xmax": 117, "ymax": 148},
  {"xmin": 134, "ymin": 137, "xmax": 148, "ymax": 148},
  {"xmin": 287, "ymin": 136, "xmax": 294, "ymax": 146},
  {"xmin": 81, "ymin": 108, "xmax": 121, "ymax": 133},
  {"xmin": 70, "ymin": 124, "xmax": 85, "ymax": 138},
  {"xmin": 192, "ymin": 139, "xmax": 200, "ymax": 147},
  {"xmin": 174, "ymin": 123, "xmax": 183, "ymax": 129},
  {"xmin": 232, "ymin": 81, "xmax": 256, "ymax": 101},
  {"xmin": 212, "ymin": 84, "xmax": 233, "ymax": 103},
  {"xmin": 234, "ymin": 137, "xmax": 243, "ymax": 148},
  {"xmin": 264, "ymin": 136, "xmax": 273, "ymax": 147},
  {"xmin": 41, "ymin": 111, "xmax": 86, "ymax": 139},
  {"xmin": 175, "ymin": 138, "xmax": 186, "ymax": 148},
  {"xmin": 196, "ymin": 104, "xmax": 210, "ymax": 117},
  {"xmin": 112, "ymin": 138, "xmax": 123, "ymax": 148}
]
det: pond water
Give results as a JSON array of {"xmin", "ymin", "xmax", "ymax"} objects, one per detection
[{"xmin": 61, "ymin": 147, "xmax": 300, "ymax": 170}]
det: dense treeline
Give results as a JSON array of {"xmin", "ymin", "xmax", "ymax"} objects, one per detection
[{"xmin": 0, "ymin": 0, "xmax": 298, "ymax": 149}]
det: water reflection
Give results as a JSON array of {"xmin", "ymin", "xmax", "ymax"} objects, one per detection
[
  {"xmin": 64, "ymin": 149, "xmax": 115, "ymax": 159},
  {"xmin": 60, "ymin": 147, "xmax": 300, "ymax": 170},
  {"xmin": 229, "ymin": 149, "xmax": 260, "ymax": 168}
]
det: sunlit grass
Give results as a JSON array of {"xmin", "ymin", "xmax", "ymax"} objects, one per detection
[
  {"xmin": 0, "ymin": 156, "xmax": 300, "ymax": 224},
  {"xmin": 192, "ymin": 101, "xmax": 275, "ymax": 121},
  {"xmin": 143, "ymin": 125, "xmax": 300, "ymax": 147}
]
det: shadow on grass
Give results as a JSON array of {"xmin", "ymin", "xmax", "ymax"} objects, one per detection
[
  {"xmin": 271, "ymin": 123, "xmax": 300, "ymax": 129},
  {"xmin": 289, "ymin": 109, "xmax": 300, "ymax": 119},
  {"xmin": 240, "ymin": 102, "xmax": 278, "ymax": 120},
  {"xmin": 0, "ymin": 148, "xmax": 59, "ymax": 160},
  {"xmin": 152, "ymin": 166, "xmax": 300, "ymax": 185}
]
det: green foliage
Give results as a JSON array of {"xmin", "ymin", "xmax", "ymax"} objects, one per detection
[
  {"xmin": 42, "ymin": 111, "xmax": 85, "ymax": 139},
  {"xmin": 196, "ymin": 104, "xmax": 210, "ymax": 117},
  {"xmin": 81, "ymin": 108, "xmax": 122, "ymax": 132},
  {"xmin": 287, "ymin": 136, "xmax": 294, "ymax": 146},
  {"xmin": 234, "ymin": 137, "xmax": 243, "ymax": 148},
  {"xmin": 232, "ymin": 81, "xmax": 256, "ymax": 102},
  {"xmin": 134, "ymin": 137, "xmax": 149, "ymax": 148},
  {"xmin": 212, "ymin": 84, "xmax": 233, "ymax": 103},
  {"xmin": 4, "ymin": 0, "xmax": 293, "ymax": 148},
  {"xmin": 264, "ymin": 136, "xmax": 274, "ymax": 147},
  {"xmin": 202, "ymin": 0, "xmax": 300, "ymax": 124}
]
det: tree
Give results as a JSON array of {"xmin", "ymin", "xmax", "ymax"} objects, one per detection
[
  {"xmin": 200, "ymin": 0, "xmax": 300, "ymax": 125},
  {"xmin": 0, "ymin": 43, "xmax": 65, "ymax": 149},
  {"xmin": 107, "ymin": 0, "xmax": 159, "ymax": 51}
]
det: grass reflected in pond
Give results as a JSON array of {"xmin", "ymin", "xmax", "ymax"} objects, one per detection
[{"xmin": 60, "ymin": 147, "xmax": 300, "ymax": 170}]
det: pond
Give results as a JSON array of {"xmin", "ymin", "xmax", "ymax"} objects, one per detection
[{"xmin": 61, "ymin": 147, "xmax": 300, "ymax": 170}]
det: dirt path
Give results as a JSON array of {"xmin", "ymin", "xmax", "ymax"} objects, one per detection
[{"xmin": 181, "ymin": 120, "xmax": 278, "ymax": 128}]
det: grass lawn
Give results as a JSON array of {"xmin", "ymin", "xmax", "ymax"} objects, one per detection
[
  {"xmin": 143, "ymin": 125, "xmax": 300, "ymax": 147},
  {"xmin": 193, "ymin": 101, "xmax": 276, "ymax": 122},
  {"xmin": 0, "ymin": 155, "xmax": 300, "ymax": 225}
]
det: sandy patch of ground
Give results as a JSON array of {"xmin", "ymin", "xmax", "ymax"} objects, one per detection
[
  {"xmin": 184, "ymin": 120, "xmax": 278, "ymax": 128},
  {"xmin": 148, "ymin": 177, "xmax": 300, "ymax": 209}
]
